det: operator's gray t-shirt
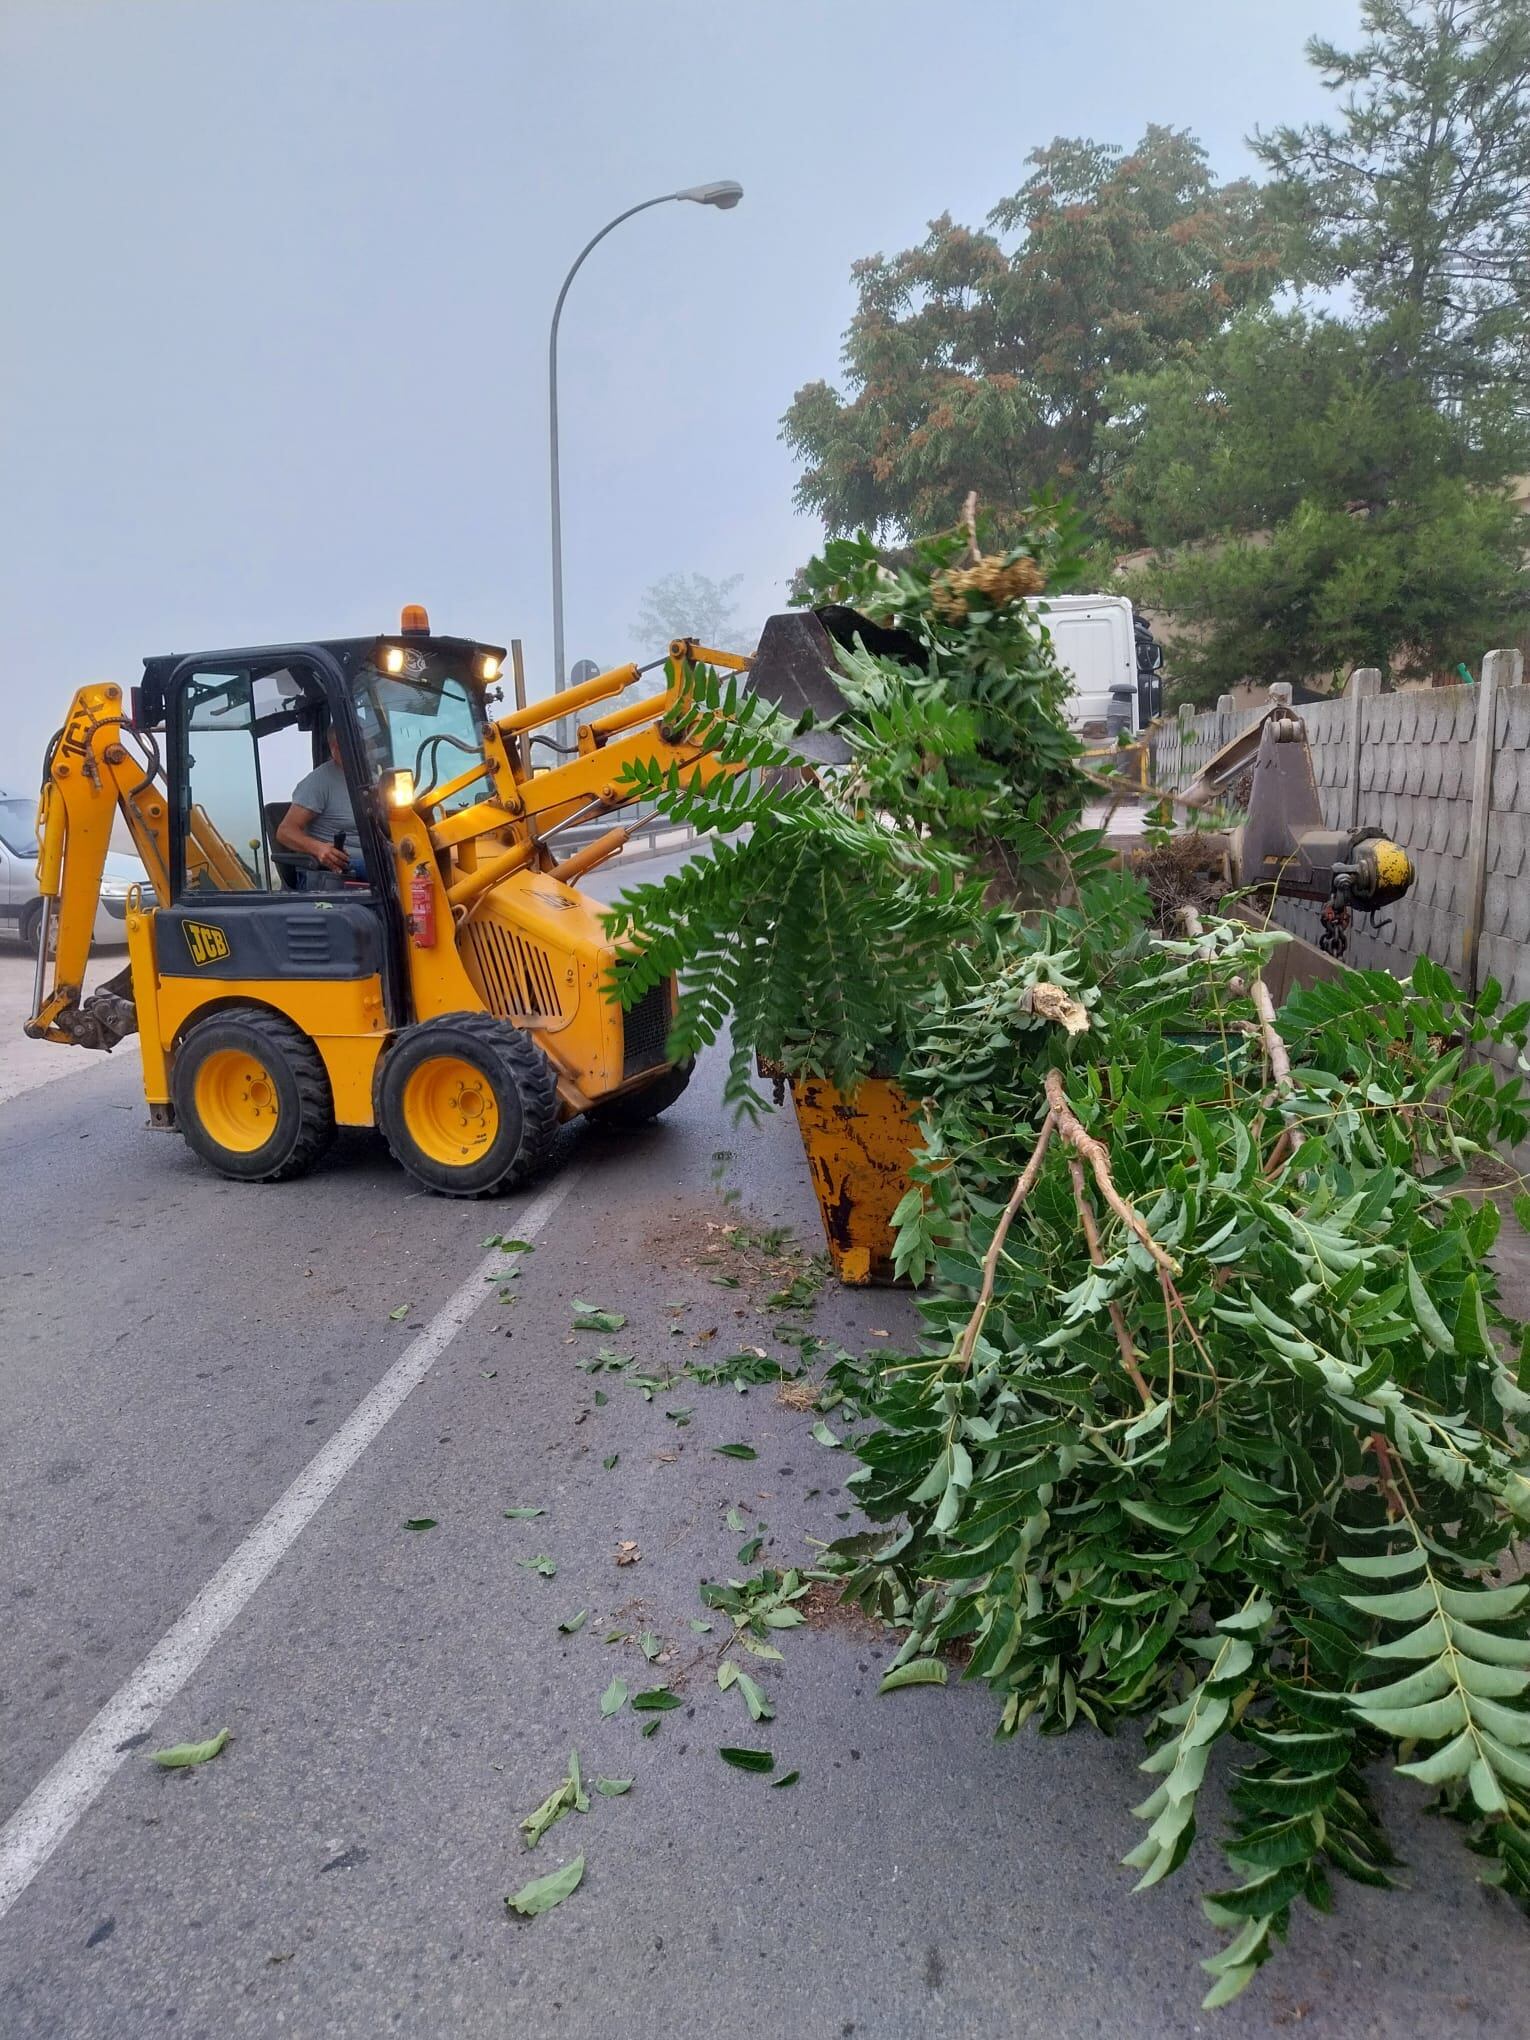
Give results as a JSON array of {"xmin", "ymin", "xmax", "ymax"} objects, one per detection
[{"xmin": 290, "ymin": 759, "xmax": 356, "ymax": 847}]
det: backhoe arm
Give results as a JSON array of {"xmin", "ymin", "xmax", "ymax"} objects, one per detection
[{"xmin": 26, "ymin": 681, "xmax": 178, "ymax": 1050}]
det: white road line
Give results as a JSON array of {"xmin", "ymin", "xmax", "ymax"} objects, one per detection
[{"xmin": 0, "ymin": 1167, "xmax": 582, "ymax": 1923}]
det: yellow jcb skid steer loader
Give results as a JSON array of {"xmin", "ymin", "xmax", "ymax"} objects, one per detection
[{"xmin": 24, "ymin": 604, "xmax": 845, "ymax": 1196}]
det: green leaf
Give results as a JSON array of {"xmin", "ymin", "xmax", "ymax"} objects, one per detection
[
  {"xmin": 600, "ymin": 1678, "xmax": 628, "ymax": 1717},
  {"xmin": 503, "ymin": 1506, "xmax": 545, "ymax": 1520},
  {"xmin": 812, "ymin": 1421, "xmax": 841, "ymax": 1448},
  {"xmin": 719, "ymin": 1747, "xmax": 775, "ymax": 1772},
  {"xmin": 518, "ymin": 1555, "xmax": 557, "ymax": 1578},
  {"xmin": 737, "ymin": 1672, "xmax": 775, "ymax": 1722},
  {"xmin": 639, "ymin": 1631, "xmax": 662, "ymax": 1662},
  {"xmin": 404, "ymin": 1518, "xmax": 438, "ymax": 1532},
  {"xmin": 714, "ymin": 1444, "xmax": 758, "ymax": 1461},
  {"xmin": 878, "ymin": 1659, "xmax": 948, "ymax": 1694},
  {"xmin": 603, "ymin": 1454, "xmax": 619, "ymax": 1470},
  {"xmin": 771, "ymin": 1769, "xmax": 800, "ymax": 1788},
  {"xmin": 485, "ymin": 1237, "xmax": 535, "ymax": 1253},
  {"xmin": 631, "ymin": 1687, "xmax": 682, "ymax": 1711},
  {"xmin": 1395, "ymin": 1729, "xmax": 1476, "ymax": 1786},
  {"xmin": 571, "ymin": 1301, "xmax": 628, "ymax": 1332},
  {"xmin": 1343, "ymin": 1583, "xmax": 1437, "ymax": 1622},
  {"xmin": 388, "ymin": 1304, "xmax": 411, "ymax": 1322},
  {"xmin": 1405, "ymin": 1259, "xmax": 1454, "ymax": 1354},
  {"xmin": 1336, "ymin": 1547, "xmax": 1427, "ymax": 1580},
  {"xmin": 152, "ymin": 1728, "xmax": 230, "ymax": 1769},
  {"xmin": 689, "ymin": 1619, "xmax": 714, "ymax": 1634},
  {"xmin": 595, "ymin": 1778, "xmax": 633, "ymax": 1797},
  {"xmin": 726, "ymin": 1508, "xmax": 748, "ymax": 1533},
  {"xmin": 506, "ymin": 1854, "xmax": 584, "ymax": 1917},
  {"xmin": 558, "ymin": 1610, "xmax": 588, "ymax": 1634},
  {"xmin": 737, "ymin": 1537, "xmax": 764, "ymax": 1563},
  {"xmin": 1353, "ymin": 1693, "xmax": 1468, "ymax": 1740}
]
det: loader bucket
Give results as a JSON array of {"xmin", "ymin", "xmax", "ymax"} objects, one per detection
[{"xmin": 746, "ymin": 606, "xmax": 927, "ymax": 765}]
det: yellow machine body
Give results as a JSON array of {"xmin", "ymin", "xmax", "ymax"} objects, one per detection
[{"xmin": 23, "ymin": 626, "xmax": 735, "ymax": 1196}]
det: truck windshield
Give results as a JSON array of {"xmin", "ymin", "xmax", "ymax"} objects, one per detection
[
  {"xmin": 352, "ymin": 655, "xmax": 485, "ymax": 812},
  {"xmin": 0, "ymin": 797, "xmax": 37, "ymax": 856}
]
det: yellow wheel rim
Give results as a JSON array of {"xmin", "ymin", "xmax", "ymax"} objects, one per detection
[
  {"xmin": 400, "ymin": 1053, "xmax": 500, "ymax": 1167},
  {"xmin": 193, "ymin": 1047, "xmax": 280, "ymax": 1155}
]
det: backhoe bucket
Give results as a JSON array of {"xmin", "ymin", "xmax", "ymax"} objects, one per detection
[
  {"xmin": 745, "ymin": 607, "xmax": 927, "ymax": 765},
  {"xmin": 746, "ymin": 612, "xmax": 854, "ymax": 763}
]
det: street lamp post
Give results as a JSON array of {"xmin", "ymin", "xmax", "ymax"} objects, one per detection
[{"xmin": 548, "ymin": 181, "xmax": 743, "ymax": 708}]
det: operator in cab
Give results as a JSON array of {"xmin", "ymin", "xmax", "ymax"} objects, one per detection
[{"xmin": 276, "ymin": 728, "xmax": 365, "ymax": 880}]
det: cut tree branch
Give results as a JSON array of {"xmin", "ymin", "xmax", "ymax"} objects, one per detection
[
  {"xmin": 953, "ymin": 1114, "xmax": 1056, "ymax": 1371},
  {"xmin": 1070, "ymin": 1157, "xmax": 1154, "ymax": 1409},
  {"xmin": 1044, "ymin": 1068, "xmax": 1182, "ymax": 1275}
]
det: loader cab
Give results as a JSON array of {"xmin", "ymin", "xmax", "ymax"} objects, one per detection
[{"xmin": 137, "ymin": 626, "xmax": 505, "ymax": 1025}]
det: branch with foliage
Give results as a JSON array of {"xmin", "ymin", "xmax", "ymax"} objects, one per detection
[{"xmin": 613, "ymin": 511, "xmax": 1530, "ymax": 2010}]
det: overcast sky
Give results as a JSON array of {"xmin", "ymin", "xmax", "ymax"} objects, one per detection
[{"xmin": 0, "ymin": 0, "xmax": 1357, "ymax": 781}]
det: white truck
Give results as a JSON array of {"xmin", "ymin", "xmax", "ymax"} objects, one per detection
[{"xmin": 1034, "ymin": 594, "xmax": 1162, "ymax": 738}]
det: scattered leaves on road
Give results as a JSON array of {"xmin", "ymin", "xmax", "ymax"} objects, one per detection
[
  {"xmin": 600, "ymin": 1678, "xmax": 628, "ymax": 1717},
  {"xmin": 483, "ymin": 1236, "xmax": 535, "ymax": 1253},
  {"xmin": 878, "ymin": 1660, "xmax": 948, "ymax": 1694},
  {"xmin": 713, "ymin": 1443, "xmax": 757, "ymax": 1461},
  {"xmin": 520, "ymin": 1751, "xmax": 589, "ymax": 1848},
  {"xmin": 602, "ymin": 1453, "xmax": 619, "ymax": 1470},
  {"xmin": 571, "ymin": 1300, "xmax": 627, "ymax": 1332},
  {"xmin": 506, "ymin": 1854, "xmax": 584, "ymax": 1918},
  {"xmin": 558, "ymin": 1610, "xmax": 588, "ymax": 1634},
  {"xmin": 518, "ymin": 1555, "xmax": 557, "ymax": 1578},
  {"xmin": 638, "ymin": 1631, "xmax": 662, "ymax": 1662},
  {"xmin": 811, "ymin": 1420, "xmax": 842, "ymax": 1449},
  {"xmin": 387, "ymin": 1304, "xmax": 411, "ymax": 1322},
  {"xmin": 726, "ymin": 1508, "xmax": 748, "ymax": 1533},
  {"xmin": 595, "ymin": 1777, "xmax": 632, "ymax": 1797},
  {"xmin": 152, "ymin": 1728, "xmax": 230, "ymax": 1769},
  {"xmin": 630, "ymin": 1687, "xmax": 681, "ymax": 1712},
  {"xmin": 737, "ymin": 1537, "xmax": 763, "ymax": 1564},
  {"xmin": 719, "ymin": 1747, "xmax": 775, "ymax": 1773},
  {"xmin": 615, "ymin": 1541, "xmax": 640, "ymax": 1566},
  {"xmin": 503, "ymin": 1506, "xmax": 545, "ymax": 1520},
  {"xmin": 772, "ymin": 1770, "xmax": 800, "ymax": 1789},
  {"xmin": 404, "ymin": 1518, "xmax": 438, "ymax": 1533}
]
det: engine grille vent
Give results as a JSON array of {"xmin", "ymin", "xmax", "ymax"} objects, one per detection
[
  {"xmin": 622, "ymin": 980, "xmax": 673, "ymax": 1079},
  {"xmin": 284, "ymin": 916, "xmax": 332, "ymax": 965},
  {"xmin": 464, "ymin": 920, "xmax": 563, "ymax": 1019}
]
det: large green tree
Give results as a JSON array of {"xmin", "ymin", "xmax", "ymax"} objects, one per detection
[
  {"xmin": 1255, "ymin": 0, "xmax": 1530, "ymax": 408},
  {"xmin": 782, "ymin": 127, "xmax": 1279, "ymax": 547},
  {"xmin": 1114, "ymin": 312, "xmax": 1529, "ymax": 699},
  {"xmin": 1118, "ymin": 1, "xmax": 1530, "ymax": 699}
]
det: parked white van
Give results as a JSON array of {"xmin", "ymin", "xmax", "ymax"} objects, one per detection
[{"xmin": 0, "ymin": 786, "xmax": 150, "ymax": 950}]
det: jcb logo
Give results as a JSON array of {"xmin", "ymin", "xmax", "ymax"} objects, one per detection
[{"xmin": 183, "ymin": 920, "xmax": 230, "ymax": 967}]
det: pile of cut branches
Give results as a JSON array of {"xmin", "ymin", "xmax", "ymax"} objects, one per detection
[{"xmin": 611, "ymin": 506, "xmax": 1530, "ymax": 2007}]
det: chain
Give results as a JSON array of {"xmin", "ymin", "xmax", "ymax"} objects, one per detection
[{"xmin": 1319, "ymin": 896, "xmax": 1351, "ymax": 959}]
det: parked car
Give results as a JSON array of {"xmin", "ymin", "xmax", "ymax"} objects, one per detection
[{"xmin": 0, "ymin": 785, "xmax": 151, "ymax": 950}]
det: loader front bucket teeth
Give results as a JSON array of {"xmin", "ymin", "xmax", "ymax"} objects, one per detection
[{"xmin": 745, "ymin": 607, "xmax": 927, "ymax": 766}]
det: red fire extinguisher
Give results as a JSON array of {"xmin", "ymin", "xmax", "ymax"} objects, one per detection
[{"xmin": 409, "ymin": 864, "xmax": 436, "ymax": 948}]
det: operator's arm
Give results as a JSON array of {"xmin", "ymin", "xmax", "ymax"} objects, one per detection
[{"xmin": 277, "ymin": 803, "xmax": 349, "ymax": 874}]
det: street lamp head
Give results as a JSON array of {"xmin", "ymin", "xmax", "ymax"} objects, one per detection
[{"xmin": 676, "ymin": 179, "xmax": 743, "ymax": 210}]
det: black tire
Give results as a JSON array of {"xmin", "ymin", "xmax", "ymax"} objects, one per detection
[
  {"xmin": 588, "ymin": 1059, "xmax": 693, "ymax": 1129},
  {"xmin": 374, "ymin": 1011, "xmax": 559, "ymax": 1197},
  {"xmin": 21, "ymin": 900, "xmax": 57, "ymax": 958},
  {"xmin": 172, "ymin": 1009, "xmax": 336, "ymax": 1183}
]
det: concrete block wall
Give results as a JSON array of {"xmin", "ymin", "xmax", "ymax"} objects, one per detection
[{"xmin": 1149, "ymin": 675, "xmax": 1529, "ymax": 1011}]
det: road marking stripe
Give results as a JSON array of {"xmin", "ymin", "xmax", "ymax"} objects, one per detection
[{"xmin": 0, "ymin": 1167, "xmax": 582, "ymax": 1922}]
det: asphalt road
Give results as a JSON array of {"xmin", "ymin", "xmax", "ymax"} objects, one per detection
[{"xmin": 1, "ymin": 854, "xmax": 1527, "ymax": 2038}]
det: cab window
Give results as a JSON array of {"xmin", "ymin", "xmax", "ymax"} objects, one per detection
[{"xmin": 177, "ymin": 667, "xmax": 324, "ymax": 895}]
